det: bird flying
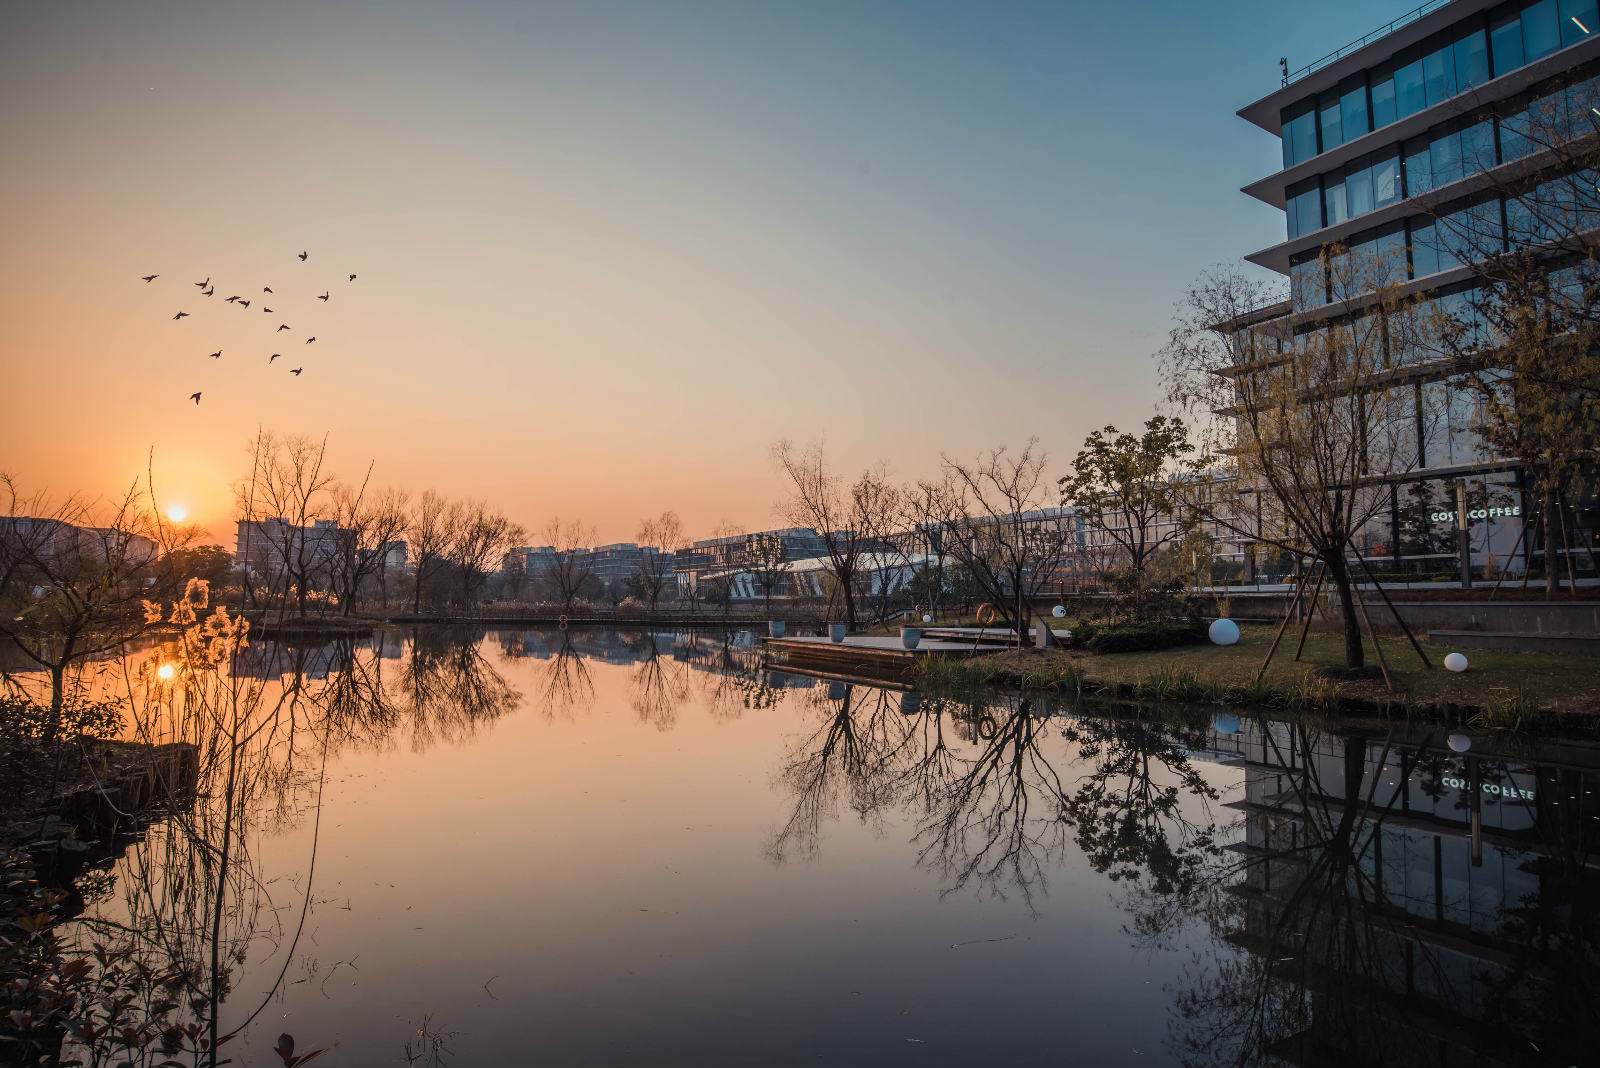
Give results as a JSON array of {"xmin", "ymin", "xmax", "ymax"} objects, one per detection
[
  {"xmin": 225, "ymin": 295, "xmax": 239, "ymax": 303},
  {"xmin": 348, "ymin": 274, "xmax": 356, "ymax": 282},
  {"xmin": 172, "ymin": 311, "xmax": 189, "ymax": 320},
  {"xmin": 141, "ymin": 274, "xmax": 158, "ymax": 282},
  {"xmin": 317, "ymin": 291, "xmax": 329, "ymax": 302},
  {"xmin": 269, "ymin": 354, "xmax": 279, "ymax": 363},
  {"xmin": 305, "ymin": 336, "xmax": 316, "ymax": 344},
  {"xmin": 298, "ymin": 251, "xmax": 308, "ymax": 261},
  {"xmin": 190, "ymin": 392, "xmax": 202, "ymax": 404},
  {"xmin": 202, "ymin": 287, "xmax": 214, "ymax": 297},
  {"xmin": 277, "ymin": 324, "xmax": 290, "ymax": 332},
  {"xmin": 290, "ymin": 367, "xmax": 302, "ymax": 375},
  {"xmin": 263, "ymin": 286, "xmax": 273, "ymax": 293},
  {"xmin": 239, "ymin": 300, "xmax": 250, "ymax": 309},
  {"xmin": 263, "ymin": 307, "xmax": 273, "ymax": 313},
  {"xmin": 194, "ymin": 277, "xmax": 209, "ymax": 288},
  {"xmin": 207, "ymin": 350, "xmax": 221, "ymax": 359}
]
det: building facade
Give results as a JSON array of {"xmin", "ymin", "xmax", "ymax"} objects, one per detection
[{"xmin": 1235, "ymin": 0, "xmax": 1600, "ymax": 578}]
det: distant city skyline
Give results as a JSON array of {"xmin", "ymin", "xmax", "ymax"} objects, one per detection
[{"xmin": 0, "ymin": 0, "xmax": 1414, "ymax": 542}]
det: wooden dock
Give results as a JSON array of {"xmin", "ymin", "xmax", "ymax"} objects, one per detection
[{"xmin": 762, "ymin": 634, "xmax": 993, "ymax": 675}]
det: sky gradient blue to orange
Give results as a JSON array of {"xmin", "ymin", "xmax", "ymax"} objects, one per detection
[{"xmin": 0, "ymin": 0, "xmax": 1411, "ymax": 542}]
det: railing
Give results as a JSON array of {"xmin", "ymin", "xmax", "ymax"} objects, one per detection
[{"xmin": 1285, "ymin": 0, "xmax": 1454, "ymax": 86}]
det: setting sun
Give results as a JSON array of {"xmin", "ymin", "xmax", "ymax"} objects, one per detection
[{"xmin": 166, "ymin": 505, "xmax": 187, "ymax": 523}]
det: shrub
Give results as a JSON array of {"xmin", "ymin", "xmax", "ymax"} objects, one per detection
[{"xmin": 1073, "ymin": 619, "xmax": 1206, "ymax": 654}]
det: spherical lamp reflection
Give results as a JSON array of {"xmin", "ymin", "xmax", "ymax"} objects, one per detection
[
  {"xmin": 1448, "ymin": 733, "xmax": 1472, "ymax": 753},
  {"xmin": 1209, "ymin": 618, "xmax": 1241, "ymax": 646},
  {"xmin": 1212, "ymin": 712, "xmax": 1242, "ymax": 735},
  {"xmin": 156, "ymin": 664, "xmax": 175, "ymax": 680},
  {"xmin": 1444, "ymin": 652, "xmax": 1469, "ymax": 672}
]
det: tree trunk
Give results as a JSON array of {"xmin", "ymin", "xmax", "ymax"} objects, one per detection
[
  {"xmin": 840, "ymin": 573, "xmax": 858, "ymax": 630},
  {"xmin": 413, "ymin": 563, "xmax": 425, "ymax": 616},
  {"xmin": 1325, "ymin": 551, "xmax": 1365, "ymax": 669},
  {"xmin": 45, "ymin": 662, "xmax": 66, "ymax": 743}
]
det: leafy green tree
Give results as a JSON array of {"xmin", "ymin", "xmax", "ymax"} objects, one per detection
[{"xmin": 1059, "ymin": 416, "xmax": 1193, "ymax": 620}]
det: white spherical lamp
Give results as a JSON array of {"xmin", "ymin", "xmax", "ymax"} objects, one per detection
[
  {"xmin": 922, "ymin": 613, "xmax": 933, "ymax": 624},
  {"xmin": 1052, "ymin": 605, "xmax": 1067, "ymax": 618},
  {"xmin": 1209, "ymin": 618, "xmax": 1240, "ymax": 646},
  {"xmin": 1444, "ymin": 652, "xmax": 1469, "ymax": 673},
  {"xmin": 1448, "ymin": 733, "xmax": 1472, "ymax": 753}
]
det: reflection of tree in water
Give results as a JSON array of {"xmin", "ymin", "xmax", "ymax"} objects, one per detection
[
  {"xmin": 1060, "ymin": 711, "xmax": 1219, "ymax": 908},
  {"xmin": 534, "ymin": 628, "xmax": 596, "ymax": 719},
  {"xmin": 767, "ymin": 682, "xmax": 1222, "ymax": 916},
  {"xmin": 694, "ymin": 632, "xmax": 775, "ymax": 721},
  {"xmin": 63, "ymin": 624, "xmax": 518, "ymax": 1065},
  {"xmin": 767, "ymin": 683, "xmax": 926, "ymax": 864},
  {"xmin": 627, "ymin": 634, "xmax": 690, "ymax": 730},
  {"xmin": 1162, "ymin": 724, "xmax": 1598, "ymax": 1067}
]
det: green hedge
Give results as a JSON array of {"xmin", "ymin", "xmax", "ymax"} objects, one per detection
[{"xmin": 1072, "ymin": 619, "xmax": 1206, "ymax": 654}]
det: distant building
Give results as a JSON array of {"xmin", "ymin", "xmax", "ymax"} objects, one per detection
[{"xmin": 0, "ymin": 516, "xmax": 160, "ymax": 571}]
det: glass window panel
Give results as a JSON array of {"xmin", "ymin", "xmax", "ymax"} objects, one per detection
[
  {"xmin": 1341, "ymin": 76, "xmax": 1371, "ymax": 141},
  {"xmin": 1498, "ymin": 105, "xmax": 1533, "ymax": 159},
  {"xmin": 1491, "ymin": 11, "xmax": 1526, "ymax": 75},
  {"xmin": 1346, "ymin": 154, "xmax": 1376, "ymax": 216},
  {"xmin": 1373, "ymin": 150, "xmax": 1403, "ymax": 206},
  {"xmin": 1455, "ymin": 28, "xmax": 1491, "ymax": 90},
  {"xmin": 1523, "ymin": 0, "xmax": 1562, "ymax": 60},
  {"xmin": 1422, "ymin": 381, "xmax": 1451, "ymax": 458},
  {"xmin": 1371, "ymin": 62, "xmax": 1399, "ymax": 127},
  {"xmin": 1424, "ymin": 41, "xmax": 1458, "ymax": 105},
  {"xmin": 1287, "ymin": 179, "xmax": 1322, "ymax": 238},
  {"xmin": 1560, "ymin": 0, "xmax": 1598, "ymax": 45},
  {"xmin": 1506, "ymin": 190, "xmax": 1544, "ymax": 245},
  {"xmin": 1290, "ymin": 253, "xmax": 1324, "ymax": 309},
  {"xmin": 1319, "ymin": 91, "xmax": 1343, "ymax": 151},
  {"xmin": 1396, "ymin": 54, "xmax": 1428, "ymax": 116},
  {"xmin": 1324, "ymin": 175, "xmax": 1349, "ymax": 225},
  {"xmin": 1461, "ymin": 119, "xmax": 1497, "ymax": 172},
  {"xmin": 1283, "ymin": 100, "xmax": 1318, "ymax": 167},
  {"xmin": 1405, "ymin": 136, "xmax": 1433, "ymax": 194},
  {"xmin": 1371, "ymin": 223, "xmax": 1408, "ymax": 284},
  {"xmin": 1410, "ymin": 219, "xmax": 1440, "ymax": 276},
  {"xmin": 1431, "ymin": 128, "xmax": 1465, "ymax": 186}
]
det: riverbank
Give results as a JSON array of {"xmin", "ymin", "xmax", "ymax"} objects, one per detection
[{"xmin": 916, "ymin": 626, "xmax": 1600, "ymax": 734}]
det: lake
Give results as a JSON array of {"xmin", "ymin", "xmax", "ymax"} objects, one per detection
[{"xmin": 34, "ymin": 626, "xmax": 1600, "ymax": 1066}]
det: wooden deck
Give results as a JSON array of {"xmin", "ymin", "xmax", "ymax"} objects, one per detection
[{"xmin": 762, "ymin": 634, "xmax": 992, "ymax": 674}]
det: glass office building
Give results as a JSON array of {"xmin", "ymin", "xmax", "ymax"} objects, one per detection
[{"xmin": 1235, "ymin": 0, "xmax": 1600, "ymax": 577}]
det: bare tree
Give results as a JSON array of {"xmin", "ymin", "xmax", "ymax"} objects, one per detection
[
  {"xmin": 0, "ymin": 472, "xmax": 174, "ymax": 735},
  {"xmin": 450, "ymin": 501, "xmax": 524, "ymax": 610},
  {"xmin": 1162, "ymin": 249, "xmax": 1443, "ymax": 669},
  {"xmin": 772, "ymin": 440, "xmax": 897, "ymax": 630},
  {"xmin": 742, "ymin": 531, "xmax": 791, "ymax": 616},
  {"xmin": 938, "ymin": 440, "xmax": 1078, "ymax": 642},
  {"xmin": 542, "ymin": 517, "xmax": 596, "ymax": 611},
  {"xmin": 237, "ymin": 432, "xmax": 339, "ymax": 620},
  {"xmin": 406, "ymin": 489, "xmax": 461, "ymax": 616},
  {"xmin": 635, "ymin": 511, "xmax": 683, "ymax": 614}
]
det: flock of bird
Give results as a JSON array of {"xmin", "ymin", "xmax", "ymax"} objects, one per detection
[{"xmin": 139, "ymin": 250, "xmax": 356, "ymax": 405}]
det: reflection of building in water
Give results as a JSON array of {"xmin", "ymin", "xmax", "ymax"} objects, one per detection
[
  {"xmin": 1205, "ymin": 721, "xmax": 1598, "ymax": 1065},
  {"xmin": 227, "ymin": 639, "xmax": 349, "ymax": 681}
]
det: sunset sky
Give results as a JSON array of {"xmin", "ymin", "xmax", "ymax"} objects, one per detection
[{"xmin": 0, "ymin": 0, "xmax": 1407, "ymax": 544}]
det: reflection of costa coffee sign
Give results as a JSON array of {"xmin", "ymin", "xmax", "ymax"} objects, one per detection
[
  {"xmin": 1430, "ymin": 506, "xmax": 1521, "ymax": 524},
  {"xmin": 1440, "ymin": 774, "xmax": 1535, "ymax": 800}
]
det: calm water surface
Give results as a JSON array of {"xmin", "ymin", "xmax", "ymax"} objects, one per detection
[{"xmin": 50, "ymin": 628, "xmax": 1600, "ymax": 1066}]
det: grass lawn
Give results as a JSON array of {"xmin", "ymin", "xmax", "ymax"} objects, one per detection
[{"xmin": 912, "ymin": 622, "xmax": 1600, "ymax": 727}]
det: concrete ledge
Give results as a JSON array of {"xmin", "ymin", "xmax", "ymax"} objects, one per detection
[{"xmin": 1428, "ymin": 630, "xmax": 1600, "ymax": 656}]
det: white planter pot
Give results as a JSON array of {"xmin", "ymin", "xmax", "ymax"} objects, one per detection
[
  {"xmin": 829, "ymin": 623, "xmax": 847, "ymax": 643},
  {"xmin": 768, "ymin": 620, "xmax": 786, "ymax": 638},
  {"xmin": 900, "ymin": 626, "xmax": 922, "ymax": 650}
]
